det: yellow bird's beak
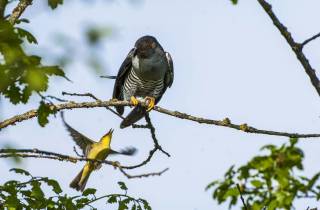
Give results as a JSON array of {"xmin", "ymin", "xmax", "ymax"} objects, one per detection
[{"xmin": 109, "ymin": 128, "xmax": 114, "ymax": 136}]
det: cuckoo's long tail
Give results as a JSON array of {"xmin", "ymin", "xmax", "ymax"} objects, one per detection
[{"xmin": 120, "ymin": 106, "xmax": 147, "ymax": 129}]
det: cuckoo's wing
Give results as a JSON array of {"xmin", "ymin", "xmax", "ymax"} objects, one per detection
[
  {"xmin": 61, "ymin": 112, "xmax": 95, "ymax": 156},
  {"xmin": 112, "ymin": 48, "xmax": 136, "ymax": 115},
  {"xmin": 155, "ymin": 51, "xmax": 174, "ymax": 104},
  {"xmin": 165, "ymin": 52, "xmax": 174, "ymax": 88}
]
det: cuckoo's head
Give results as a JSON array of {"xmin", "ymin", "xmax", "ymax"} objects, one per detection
[{"xmin": 134, "ymin": 35, "xmax": 163, "ymax": 59}]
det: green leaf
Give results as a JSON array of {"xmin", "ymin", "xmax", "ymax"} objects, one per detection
[
  {"xmin": 289, "ymin": 137, "xmax": 298, "ymax": 145},
  {"xmin": 118, "ymin": 181, "xmax": 128, "ymax": 191},
  {"xmin": 205, "ymin": 180, "xmax": 219, "ymax": 191},
  {"xmin": 82, "ymin": 188, "xmax": 96, "ymax": 196},
  {"xmin": 37, "ymin": 101, "xmax": 56, "ymax": 127},
  {"xmin": 15, "ymin": 18, "xmax": 30, "ymax": 24},
  {"xmin": 16, "ymin": 27, "xmax": 38, "ymax": 44},
  {"xmin": 25, "ymin": 68, "xmax": 48, "ymax": 92},
  {"xmin": 3, "ymin": 84, "xmax": 21, "ymax": 104},
  {"xmin": 107, "ymin": 195, "xmax": 117, "ymax": 204},
  {"xmin": 21, "ymin": 86, "xmax": 32, "ymax": 103},
  {"xmin": 131, "ymin": 204, "xmax": 136, "ymax": 210},
  {"xmin": 48, "ymin": 0, "xmax": 63, "ymax": 9},
  {"xmin": 75, "ymin": 197, "xmax": 90, "ymax": 208},
  {"xmin": 41, "ymin": 66, "xmax": 64, "ymax": 76},
  {"xmin": 47, "ymin": 179, "xmax": 62, "ymax": 194},
  {"xmin": 223, "ymin": 187, "xmax": 239, "ymax": 199},
  {"xmin": 230, "ymin": 0, "xmax": 238, "ymax": 5},
  {"xmin": 118, "ymin": 199, "xmax": 128, "ymax": 210},
  {"xmin": 140, "ymin": 200, "xmax": 151, "ymax": 210},
  {"xmin": 30, "ymin": 181, "xmax": 44, "ymax": 199},
  {"xmin": 251, "ymin": 180, "xmax": 263, "ymax": 188},
  {"xmin": 9, "ymin": 168, "xmax": 31, "ymax": 176}
]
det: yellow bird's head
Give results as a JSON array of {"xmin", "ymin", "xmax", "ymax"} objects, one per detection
[{"xmin": 100, "ymin": 128, "xmax": 114, "ymax": 146}]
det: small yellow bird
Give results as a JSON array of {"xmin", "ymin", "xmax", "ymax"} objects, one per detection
[{"xmin": 61, "ymin": 113, "xmax": 136, "ymax": 191}]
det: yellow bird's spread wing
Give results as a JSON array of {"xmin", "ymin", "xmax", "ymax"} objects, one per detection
[{"xmin": 61, "ymin": 112, "xmax": 95, "ymax": 156}]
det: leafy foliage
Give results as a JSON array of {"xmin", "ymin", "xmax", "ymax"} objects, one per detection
[
  {"xmin": 206, "ymin": 138, "xmax": 320, "ymax": 209},
  {"xmin": 0, "ymin": 20, "xmax": 66, "ymax": 104},
  {"xmin": 0, "ymin": 169, "xmax": 152, "ymax": 210}
]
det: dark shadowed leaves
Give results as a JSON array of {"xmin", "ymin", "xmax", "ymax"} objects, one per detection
[{"xmin": 0, "ymin": 169, "xmax": 152, "ymax": 209}]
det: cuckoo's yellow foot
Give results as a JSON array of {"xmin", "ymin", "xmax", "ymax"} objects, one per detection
[
  {"xmin": 61, "ymin": 112, "xmax": 137, "ymax": 191},
  {"xmin": 145, "ymin": 96, "xmax": 155, "ymax": 112},
  {"xmin": 130, "ymin": 96, "xmax": 139, "ymax": 106}
]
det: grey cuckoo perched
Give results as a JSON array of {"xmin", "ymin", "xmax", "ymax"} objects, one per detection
[{"xmin": 112, "ymin": 35, "xmax": 174, "ymax": 128}]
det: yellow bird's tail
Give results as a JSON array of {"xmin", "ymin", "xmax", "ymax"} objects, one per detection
[{"xmin": 70, "ymin": 169, "xmax": 90, "ymax": 192}]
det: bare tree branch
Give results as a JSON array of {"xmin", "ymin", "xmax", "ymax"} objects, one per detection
[
  {"xmin": 8, "ymin": 0, "xmax": 32, "ymax": 24},
  {"xmin": 301, "ymin": 32, "xmax": 320, "ymax": 47},
  {"xmin": 62, "ymin": 91, "xmax": 125, "ymax": 120},
  {"xmin": 257, "ymin": 0, "xmax": 320, "ymax": 97},
  {"xmin": 1, "ymin": 100, "xmax": 320, "ymax": 138},
  {"xmin": 0, "ymin": 149, "xmax": 168, "ymax": 179},
  {"xmin": 122, "ymin": 147, "xmax": 158, "ymax": 170},
  {"xmin": 145, "ymin": 113, "xmax": 170, "ymax": 157}
]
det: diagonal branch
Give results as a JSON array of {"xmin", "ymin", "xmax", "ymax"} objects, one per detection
[
  {"xmin": 257, "ymin": 0, "xmax": 320, "ymax": 97},
  {"xmin": 8, "ymin": 0, "xmax": 32, "ymax": 24},
  {"xmin": 1, "ymin": 100, "xmax": 320, "ymax": 138},
  {"xmin": 301, "ymin": 32, "xmax": 320, "ymax": 47}
]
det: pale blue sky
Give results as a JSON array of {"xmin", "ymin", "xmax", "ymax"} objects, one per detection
[{"xmin": 1, "ymin": 0, "xmax": 320, "ymax": 209}]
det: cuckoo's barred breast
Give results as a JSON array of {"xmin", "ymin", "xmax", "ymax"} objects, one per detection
[{"xmin": 122, "ymin": 68, "xmax": 164, "ymax": 101}]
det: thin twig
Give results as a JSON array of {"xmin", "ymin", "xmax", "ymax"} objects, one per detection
[
  {"xmin": 8, "ymin": 0, "xmax": 32, "ymax": 24},
  {"xmin": 121, "ymin": 147, "xmax": 157, "ymax": 169},
  {"xmin": 73, "ymin": 146, "xmax": 84, "ymax": 157},
  {"xmin": 0, "ymin": 149, "xmax": 168, "ymax": 179},
  {"xmin": 237, "ymin": 184, "xmax": 248, "ymax": 210},
  {"xmin": 257, "ymin": 0, "xmax": 320, "ymax": 97},
  {"xmin": 62, "ymin": 92, "xmax": 100, "ymax": 101},
  {"xmin": 301, "ymin": 32, "xmax": 320, "ymax": 47},
  {"xmin": 145, "ymin": 113, "xmax": 170, "ymax": 157},
  {"xmin": 1, "ymin": 100, "xmax": 320, "ymax": 138},
  {"xmin": 118, "ymin": 167, "xmax": 169, "ymax": 179},
  {"xmin": 46, "ymin": 95, "xmax": 69, "ymax": 102}
]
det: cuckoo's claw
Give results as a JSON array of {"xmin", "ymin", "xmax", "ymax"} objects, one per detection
[
  {"xmin": 145, "ymin": 96, "xmax": 155, "ymax": 112},
  {"xmin": 130, "ymin": 96, "xmax": 139, "ymax": 106}
]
